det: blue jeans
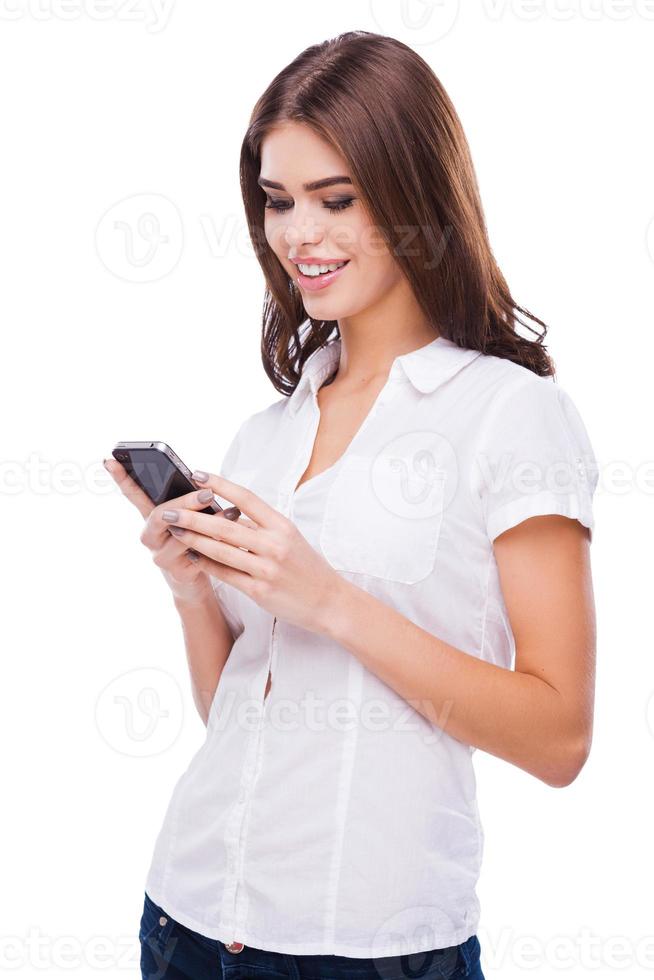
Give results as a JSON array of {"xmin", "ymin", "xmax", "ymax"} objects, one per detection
[{"xmin": 139, "ymin": 891, "xmax": 485, "ymax": 979}]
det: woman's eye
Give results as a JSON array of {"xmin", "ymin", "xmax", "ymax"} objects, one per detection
[
  {"xmin": 264, "ymin": 198, "xmax": 355, "ymax": 215},
  {"xmin": 264, "ymin": 198, "xmax": 292, "ymax": 214},
  {"xmin": 324, "ymin": 198, "xmax": 355, "ymax": 213}
]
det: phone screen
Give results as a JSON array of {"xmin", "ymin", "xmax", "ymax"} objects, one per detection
[
  {"xmin": 118, "ymin": 447, "xmax": 216, "ymax": 510},
  {"xmin": 113, "ymin": 443, "xmax": 240, "ymax": 519},
  {"xmin": 126, "ymin": 448, "xmax": 194, "ymax": 504}
]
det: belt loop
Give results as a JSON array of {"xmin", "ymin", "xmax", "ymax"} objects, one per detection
[
  {"xmin": 283, "ymin": 951, "xmax": 301, "ymax": 980},
  {"xmin": 162, "ymin": 916, "xmax": 176, "ymax": 945},
  {"xmin": 458, "ymin": 934, "xmax": 475, "ymax": 976}
]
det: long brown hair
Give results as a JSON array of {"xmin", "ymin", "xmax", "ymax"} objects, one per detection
[{"xmin": 240, "ymin": 30, "xmax": 555, "ymax": 395}]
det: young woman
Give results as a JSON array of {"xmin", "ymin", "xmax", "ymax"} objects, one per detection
[{"xmin": 106, "ymin": 30, "xmax": 598, "ymax": 980}]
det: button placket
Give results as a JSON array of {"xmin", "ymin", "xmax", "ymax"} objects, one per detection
[
  {"xmin": 221, "ymin": 711, "xmax": 261, "ymax": 938},
  {"xmin": 232, "ymin": 617, "xmax": 278, "ymax": 938},
  {"xmin": 223, "ymin": 615, "xmax": 278, "ymax": 943},
  {"xmin": 284, "ymin": 391, "xmax": 322, "ymax": 519}
]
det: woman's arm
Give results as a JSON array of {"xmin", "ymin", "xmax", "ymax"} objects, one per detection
[
  {"xmin": 162, "ymin": 471, "xmax": 596, "ymax": 777},
  {"xmin": 318, "ymin": 514, "xmax": 596, "ymax": 788},
  {"xmin": 173, "ymin": 585, "xmax": 235, "ymax": 727}
]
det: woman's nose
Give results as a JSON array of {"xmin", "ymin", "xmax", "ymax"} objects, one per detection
[{"xmin": 284, "ymin": 213, "xmax": 324, "ymax": 248}]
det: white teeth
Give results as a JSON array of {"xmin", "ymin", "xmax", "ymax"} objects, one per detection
[{"xmin": 298, "ymin": 261, "xmax": 346, "ymax": 276}]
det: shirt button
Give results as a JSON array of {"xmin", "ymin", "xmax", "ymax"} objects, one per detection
[
  {"xmin": 225, "ymin": 941, "xmax": 245, "ymax": 953},
  {"xmin": 159, "ymin": 916, "xmax": 167, "ymax": 926}
]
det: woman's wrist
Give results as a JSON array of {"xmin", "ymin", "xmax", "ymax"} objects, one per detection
[
  {"xmin": 172, "ymin": 577, "xmax": 217, "ymax": 615},
  {"xmin": 315, "ymin": 574, "xmax": 368, "ymax": 642}
]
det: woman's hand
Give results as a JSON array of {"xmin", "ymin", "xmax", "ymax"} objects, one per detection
[
  {"xmin": 156, "ymin": 469, "xmax": 347, "ymax": 634},
  {"xmin": 103, "ymin": 458, "xmax": 235, "ymax": 607}
]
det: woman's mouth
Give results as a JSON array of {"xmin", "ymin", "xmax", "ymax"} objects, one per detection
[{"xmin": 295, "ymin": 260, "xmax": 350, "ymax": 292}]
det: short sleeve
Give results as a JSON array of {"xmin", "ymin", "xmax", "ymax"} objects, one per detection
[{"xmin": 475, "ymin": 378, "xmax": 599, "ymax": 544}]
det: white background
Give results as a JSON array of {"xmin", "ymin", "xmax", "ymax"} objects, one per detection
[{"xmin": 1, "ymin": 2, "xmax": 652, "ymax": 977}]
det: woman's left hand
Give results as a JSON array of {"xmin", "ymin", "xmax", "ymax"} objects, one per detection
[{"xmin": 161, "ymin": 470, "xmax": 346, "ymax": 634}]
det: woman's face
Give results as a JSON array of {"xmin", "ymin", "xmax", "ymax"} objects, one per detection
[{"xmin": 260, "ymin": 121, "xmax": 404, "ymax": 321}]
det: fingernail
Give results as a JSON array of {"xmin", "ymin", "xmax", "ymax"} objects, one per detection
[
  {"xmin": 162, "ymin": 510, "xmax": 179, "ymax": 521},
  {"xmin": 197, "ymin": 489, "xmax": 213, "ymax": 502},
  {"xmin": 192, "ymin": 470, "xmax": 209, "ymax": 482},
  {"xmin": 223, "ymin": 507, "xmax": 240, "ymax": 520},
  {"xmin": 170, "ymin": 526, "xmax": 185, "ymax": 536},
  {"xmin": 187, "ymin": 551, "xmax": 200, "ymax": 563}
]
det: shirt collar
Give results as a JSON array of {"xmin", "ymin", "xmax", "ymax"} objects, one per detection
[{"xmin": 287, "ymin": 335, "xmax": 482, "ymax": 417}]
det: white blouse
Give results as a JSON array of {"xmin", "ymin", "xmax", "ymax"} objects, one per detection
[{"xmin": 143, "ymin": 334, "xmax": 599, "ymax": 957}]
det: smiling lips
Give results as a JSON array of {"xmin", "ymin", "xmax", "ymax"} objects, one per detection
[
  {"xmin": 291, "ymin": 256, "xmax": 348, "ymax": 265},
  {"xmin": 294, "ymin": 259, "xmax": 350, "ymax": 292}
]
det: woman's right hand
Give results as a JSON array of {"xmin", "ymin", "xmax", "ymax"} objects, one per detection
[{"xmin": 103, "ymin": 457, "xmax": 220, "ymax": 606}]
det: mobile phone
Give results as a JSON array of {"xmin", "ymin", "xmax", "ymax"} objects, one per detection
[{"xmin": 111, "ymin": 441, "xmax": 241, "ymax": 520}]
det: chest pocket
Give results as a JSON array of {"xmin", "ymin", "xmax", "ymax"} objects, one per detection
[{"xmin": 319, "ymin": 448, "xmax": 447, "ymax": 585}]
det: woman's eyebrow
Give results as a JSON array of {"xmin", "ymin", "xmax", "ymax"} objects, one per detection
[{"xmin": 257, "ymin": 175, "xmax": 353, "ymax": 192}]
